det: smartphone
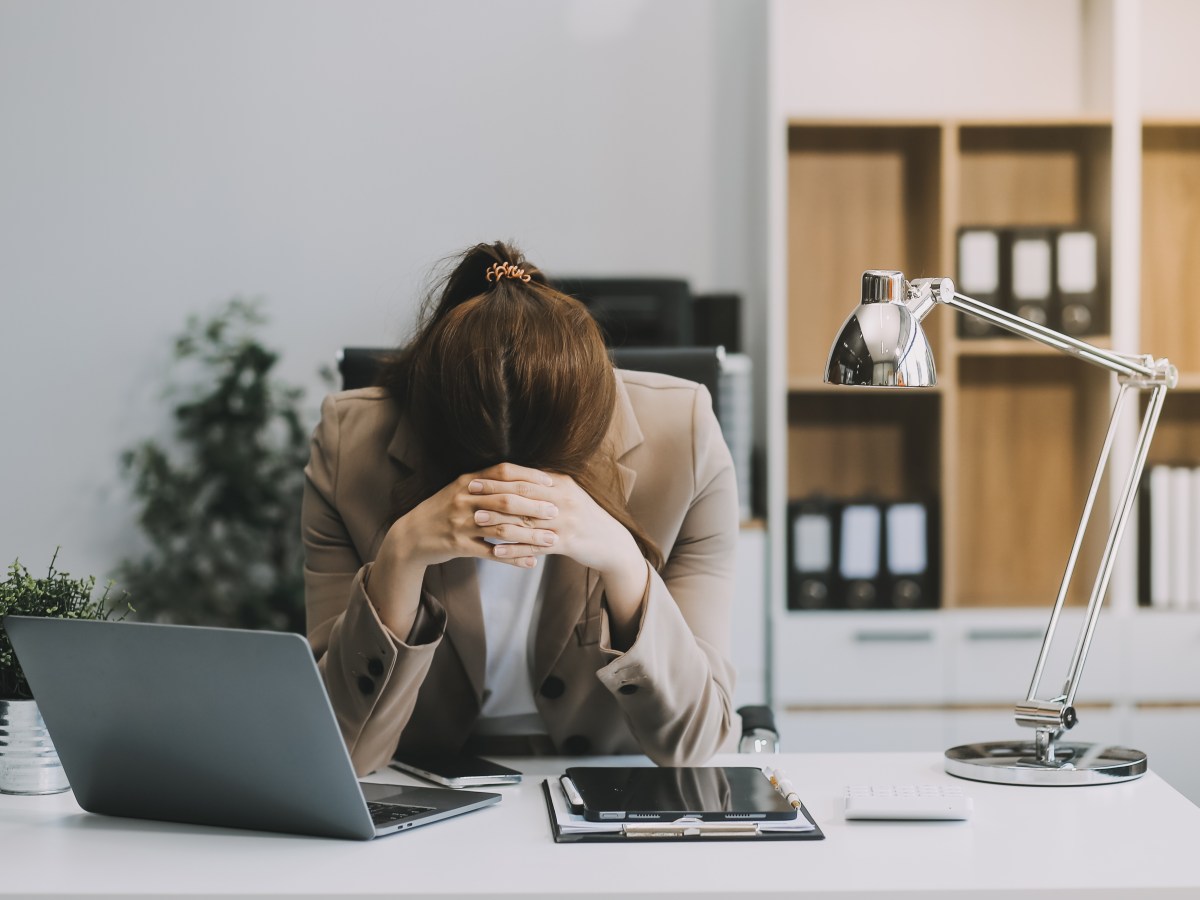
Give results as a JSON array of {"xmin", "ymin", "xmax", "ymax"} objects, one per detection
[{"xmin": 390, "ymin": 753, "xmax": 523, "ymax": 787}]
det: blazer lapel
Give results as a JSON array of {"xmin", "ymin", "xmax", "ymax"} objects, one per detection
[
  {"xmin": 437, "ymin": 557, "xmax": 486, "ymax": 705},
  {"xmin": 533, "ymin": 372, "xmax": 646, "ymax": 682}
]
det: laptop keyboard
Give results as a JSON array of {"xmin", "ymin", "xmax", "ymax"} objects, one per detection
[{"xmin": 367, "ymin": 801, "xmax": 433, "ymax": 826}]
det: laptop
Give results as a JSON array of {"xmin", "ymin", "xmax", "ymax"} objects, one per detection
[{"xmin": 2, "ymin": 616, "xmax": 501, "ymax": 840}]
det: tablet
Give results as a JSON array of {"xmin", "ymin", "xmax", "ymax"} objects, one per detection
[{"xmin": 562, "ymin": 766, "xmax": 797, "ymax": 822}]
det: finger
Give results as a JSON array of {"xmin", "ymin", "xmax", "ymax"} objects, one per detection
[
  {"xmin": 489, "ymin": 541, "xmax": 550, "ymax": 562},
  {"xmin": 479, "ymin": 522, "xmax": 558, "ymax": 548},
  {"xmin": 467, "ymin": 478, "xmax": 555, "ymax": 502},
  {"xmin": 472, "ymin": 495, "xmax": 559, "ymax": 520},
  {"xmin": 474, "ymin": 462, "xmax": 555, "ymax": 488},
  {"xmin": 473, "ymin": 508, "xmax": 558, "ymax": 529}
]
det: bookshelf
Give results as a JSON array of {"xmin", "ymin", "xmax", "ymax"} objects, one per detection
[{"xmin": 784, "ymin": 119, "xmax": 1119, "ymax": 609}]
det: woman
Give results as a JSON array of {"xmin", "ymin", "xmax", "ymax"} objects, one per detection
[{"xmin": 303, "ymin": 241, "xmax": 739, "ymax": 776}]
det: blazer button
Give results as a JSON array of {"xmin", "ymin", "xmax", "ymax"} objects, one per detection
[
  {"xmin": 540, "ymin": 676, "xmax": 566, "ymax": 699},
  {"xmin": 357, "ymin": 675, "xmax": 376, "ymax": 695},
  {"xmin": 563, "ymin": 735, "xmax": 591, "ymax": 755},
  {"xmin": 618, "ymin": 683, "xmax": 639, "ymax": 695},
  {"xmin": 367, "ymin": 657, "xmax": 384, "ymax": 678}
]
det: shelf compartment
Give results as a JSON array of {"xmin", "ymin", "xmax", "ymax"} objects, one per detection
[
  {"xmin": 786, "ymin": 125, "xmax": 943, "ymax": 385},
  {"xmin": 951, "ymin": 355, "xmax": 1112, "ymax": 608},
  {"xmin": 1142, "ymin": 124, "xmax": 1200, "ymax": 376},
  {"xmin": 786, "ymin": 391, "xmax": 941, "ymax": 501},
  {"xmin": 957, "ymin": 125, "xmax": 1112, "ymax": 230}
]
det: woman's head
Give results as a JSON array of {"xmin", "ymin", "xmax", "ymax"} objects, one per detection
[
  {"xmin": 382, "ymin": 241, "xmax": 661, "ymax": 568},
  {"xmin": 396, "ymin": 241, "xmax": 615, "ymax": 483}
]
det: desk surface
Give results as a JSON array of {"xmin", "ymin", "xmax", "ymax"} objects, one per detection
[{"xmin": 2, "ymin": 751, "xmax": 1199, "ymax": 899}]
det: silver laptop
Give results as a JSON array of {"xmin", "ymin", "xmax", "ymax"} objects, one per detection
[{"xmin": 3, "ymin": 616, "xmax": 501, "ymax": 840}]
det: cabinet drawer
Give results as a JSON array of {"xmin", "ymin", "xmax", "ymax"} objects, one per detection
[
  {"xmin": 946, "ymin": 611, "xmax": 1124, "ymax": 703},
  {"xmin": 773, "ymin": 612, "xmax": 945, "ymax": 705}
]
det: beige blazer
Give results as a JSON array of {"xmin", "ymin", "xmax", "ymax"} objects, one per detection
[{"xmin": 302, "ymin": 370, "xmax": 739, "ymax": 776}]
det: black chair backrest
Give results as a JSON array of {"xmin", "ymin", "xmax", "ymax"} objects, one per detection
[
  {"xmin": 336, "ymin": 345, "xmax": 724, "ymax": 423},
  {"xmin": 610, "ymin": 346, "xmax": 723, "ymax": 419}
]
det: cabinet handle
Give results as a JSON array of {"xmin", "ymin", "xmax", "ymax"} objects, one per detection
[
  {"xmin": 966, "ymin": 629, "xmax": 1044, "ymax": 642},
  {"xmin": 853, "ymin": 630, "xmax": 934, "ymax": 643}
]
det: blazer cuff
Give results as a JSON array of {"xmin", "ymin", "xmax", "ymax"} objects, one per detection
[
  {"xmin": 596, "ymin": 565, "xmax": 697, "ymax": 691},
  {"xmin": 360, "ymin": 562, "xmax": 446, "ymax": 647}
]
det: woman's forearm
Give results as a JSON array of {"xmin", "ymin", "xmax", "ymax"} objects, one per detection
[{"xmin": 598, "ymin": 533, "xmax": 650, "ymax": 651}]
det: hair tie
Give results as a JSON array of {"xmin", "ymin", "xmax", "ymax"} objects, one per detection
[{"xmin": 485, "ymin": 261, "xmax": 531, "ymax": 284}]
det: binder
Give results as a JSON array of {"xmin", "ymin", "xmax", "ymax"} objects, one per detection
[
  {"xmin": 1169, "ymin": 467, "xmax": 1191, "ymax": 610},
  {"xmin": 786, "ymin": 498, "xmax": 837, "ymax": 610},
  {"xmin": 1056, "ymin": 230, "xmax": 1103, "ymax": 336},
  {"xmin": 883, "ymin": 501, "xmax": 938, "ymax": 610},
  {"xmin": 541, "ymin": 779, "xmax": 824, "ymax": 843},
  {"xmin": 956, "ymin": 228, "xmax": 1005, "ymax": 338},
  {"xmin": 837, "ymin": 502, "xmax": 883, "ymax": 610},
  {"xmin": 1008, "ymin": 229, "xmax": 1055, "ymax": 329}
]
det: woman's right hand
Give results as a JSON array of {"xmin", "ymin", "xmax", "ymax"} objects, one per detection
[{"xmin": 365, "ymin": 463, "xmax": 561, "ymax": 638}]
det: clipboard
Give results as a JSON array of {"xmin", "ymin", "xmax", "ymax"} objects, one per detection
[{"xmin": 541, "ymin": 779, "xmax": 825, "ymax": 843}]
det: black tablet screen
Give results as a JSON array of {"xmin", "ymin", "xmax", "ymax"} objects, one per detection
[{"xmin": 564, "ymin": 766, "xmax": 797, "ymax": 822}]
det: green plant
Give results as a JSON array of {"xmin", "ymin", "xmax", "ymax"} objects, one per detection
[
  {"xmin": 117, "ymin": 298, "xmax": 324, "ymax": 632},
  {"xmin": 0, "ymin": 552, "xmax": 127, "ymax": 700}
]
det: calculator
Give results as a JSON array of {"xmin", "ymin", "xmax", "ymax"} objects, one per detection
[{"xmin": 843, "ymin": 784, "xmax": 972, "ymax": 820}]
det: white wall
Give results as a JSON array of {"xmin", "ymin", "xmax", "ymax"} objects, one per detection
[
  {"xmin": 0, "ymin": 0, "xmax": 768, "ymax": 584},
  {"xmin": 773, "ymin": 0, "xmax": 1094, "ymax": 118}
]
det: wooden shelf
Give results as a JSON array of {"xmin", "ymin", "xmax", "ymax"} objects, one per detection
[{"xmin": 787, "ymin": 378, "xmax": 944, "ymax": 395}]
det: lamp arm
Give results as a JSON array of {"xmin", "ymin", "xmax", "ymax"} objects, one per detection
[{"xmin": 907, "ymin": 278, "xmax": 1173, "ymax": 385}]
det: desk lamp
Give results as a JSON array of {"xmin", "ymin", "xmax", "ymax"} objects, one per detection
[{"xmin": 825, "ymin": 270, "xmax": 1176, "ymax": 786}]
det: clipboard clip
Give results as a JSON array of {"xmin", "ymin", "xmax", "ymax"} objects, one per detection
[{"xmin": 622, "ymin": 817, "xmax": 761, "ymax": 838}]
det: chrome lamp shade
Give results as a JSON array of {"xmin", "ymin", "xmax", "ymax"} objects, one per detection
[
  {"xmin": 823, "ymin": 269, "xmax": 1177, "ymax": 786},
  {"xmin": 825, "ymin": 271, "xmax": 936, "ymax": 388}
]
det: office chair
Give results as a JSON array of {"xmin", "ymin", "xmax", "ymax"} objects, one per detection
[{"xmin": 334, "ymin": 346, "xmax": 779, "ymax": 753}]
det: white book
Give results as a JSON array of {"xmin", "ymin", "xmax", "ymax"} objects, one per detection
[
  {"xmin": 1170, "ymin": 467, "xmax": 1192, "ymax": 610},
  {"xmin": 1150, "ymin": 466, "xmax": 1172, "ymax": 609},
  {"xmin": 1192, "ymin": 468, "xmax": 1200, "ymax": 611}
]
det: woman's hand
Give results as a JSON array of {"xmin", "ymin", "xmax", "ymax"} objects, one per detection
[{"xmin": 367, "ymin": 463, "xmax": 561, "ymax": 638}]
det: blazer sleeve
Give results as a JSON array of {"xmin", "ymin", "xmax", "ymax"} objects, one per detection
[
  {"xmin": 302, "ymin": 393, "xmax": 447, "ymax": 775},
  {"xmin": 594, "ymin": 385, "xmax": 739, "ymax": 765}
]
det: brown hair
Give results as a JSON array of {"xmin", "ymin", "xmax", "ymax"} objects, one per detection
[{"xmin": 380, "ymin": 241, "xmax": 662, "ymax": 569}]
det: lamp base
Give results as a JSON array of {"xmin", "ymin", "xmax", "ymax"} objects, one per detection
[{"xmin": 945, "ymin": 740, "xmax": 1147, "ymax": 786}]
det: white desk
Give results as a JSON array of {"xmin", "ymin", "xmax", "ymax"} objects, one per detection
[{"xmin": 2, "ymin": 752, "xmax": 1199, "ymax": 899}]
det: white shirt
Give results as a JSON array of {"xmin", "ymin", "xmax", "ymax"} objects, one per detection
[{"xmin": 472, "ymin": 558, "xmax": 547, "ymax": 736}]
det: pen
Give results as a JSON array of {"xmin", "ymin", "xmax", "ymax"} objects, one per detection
[{"xmin": 766, "ymin": 767, "xmax": 803, "ymax": 811}]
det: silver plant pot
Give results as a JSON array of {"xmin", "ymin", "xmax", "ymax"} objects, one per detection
[{"xmin": 0, "ymin": 698, "xmax": 70, "ymax": 794}]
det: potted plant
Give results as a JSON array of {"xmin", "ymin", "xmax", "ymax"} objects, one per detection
[
  {"xmin": 117, "ymin": 298, "xmax": 322, "ymax": 632},
  {"xmin": 0, "ymin": 551, "xmax": 126, "ymax": 794}
]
